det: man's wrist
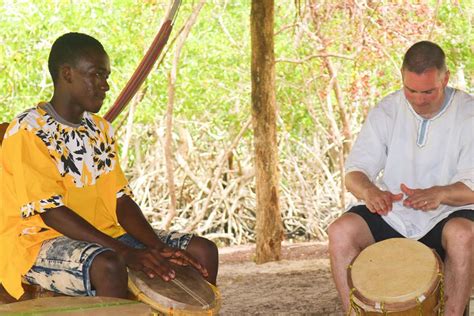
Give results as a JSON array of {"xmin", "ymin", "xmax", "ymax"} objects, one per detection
[{"xmin": 436, "ymin": 185, "xmax": 449, "ymax": 205}]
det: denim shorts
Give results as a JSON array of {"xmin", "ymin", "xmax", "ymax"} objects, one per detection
[{"xmin": 23, "ymin": 230, "xmax": 193, "ymax": 296}]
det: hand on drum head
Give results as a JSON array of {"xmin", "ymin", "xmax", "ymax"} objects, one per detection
[
  {"xmin": 118, "ymin": 246, "xmax": 208, "ymax": 282},
  {"xmin": 118, "ymin": 246, "xmax": 177, "ymax": 281},
  {"xmin": 157, "ymin": 246, "xmax": 209, "ymax": 280},
  {"xmin": 363, "ymin": 187, "xmax": 403, "ymax": 215}
]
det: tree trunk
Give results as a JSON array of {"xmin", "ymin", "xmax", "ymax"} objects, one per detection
[{"xmin": 251, "ymin": 0, "xmax": 283, "ymax": 264}]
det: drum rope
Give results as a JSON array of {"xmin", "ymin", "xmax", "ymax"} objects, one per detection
[
  {"xmin": 380, "ymin": 301, "xmax": 387, "ymax": 315},
  {"xmin": 348, "ymin": 287, "xmax": 362, "ymax": 316},
  {"xmin": 171, "ymin": 278, "xmax": 209, "ymax": 307},
  {"xmin": 438, "ymin": 272, "xmax": 445, "ymax": 315},
  {"xmin": 415, "ymin": 297, "xmax": 423, "ymax": 315}
]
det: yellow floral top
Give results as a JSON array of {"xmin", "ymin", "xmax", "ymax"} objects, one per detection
[{"xmin": 0, "ymin": 104, "xmax": 130, "ymax": 298}]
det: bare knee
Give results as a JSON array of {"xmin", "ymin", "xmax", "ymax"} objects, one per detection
[
  {"xmin": 90, "ymin": 250, "xmax": 128, "ymax": 296},
  {"xmin": 91, "ymin": 251, "xmax": 127, "ymax": 277},
  {"xmin": 187, "ymin": 237, "xmax": 218, "ymax": 262},
  {"xmin": 328, "ymin": 213, "xmax": 374, "ymax": 252},
  {"xmin": 442, "ymin": 218, "xmax": 473, "ymax": 254},
  {"xmin": 187, "ymin": 236, "xmax": 219, "ymax": 285}
]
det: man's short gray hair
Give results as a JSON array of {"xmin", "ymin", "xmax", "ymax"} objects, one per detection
[{"xmin": 402, "ymin": 41, "xmax": 447, "ymax": 74}]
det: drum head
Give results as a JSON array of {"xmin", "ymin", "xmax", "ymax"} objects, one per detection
[
  {"xmin": 350, "ymin": 238, "xmax": 440, "ymax": 304},
  {"xmin": 128, "ymin": 264, "xmax": 219, "ymax": 313}
]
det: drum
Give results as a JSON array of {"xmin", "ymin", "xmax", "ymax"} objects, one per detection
[
  {"xmin": 128, "ymin": 264, "xmax": 221, "ymax": 315},
  {"xmin": 0, "ymin": 296, "xmax": 151, "ymax": 315},
  {"xmin": 347, "ymin": 238, "xmax": 444, "ymax": 315}
]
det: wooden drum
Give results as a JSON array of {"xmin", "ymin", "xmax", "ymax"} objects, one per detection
[
  {"xmin": 347, "ymin": 238, "xmax": 444, "ymax": 315},
  {"xmin": 128, "ymin": 264, "xmax": 221, "ymax": 315}
]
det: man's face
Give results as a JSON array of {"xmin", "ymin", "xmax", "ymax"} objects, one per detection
[
  {"xmin": 402, "ymin": 67, "xmax": 449, "ymax": 117},
  {"xmin": 69, "ymin": 49, "xmax": 111, "ymax": 114}
]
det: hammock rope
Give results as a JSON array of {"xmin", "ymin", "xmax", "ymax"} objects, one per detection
[{"xmin": 104, "ymin": 0, "xmax": 181, "ymax": 123}]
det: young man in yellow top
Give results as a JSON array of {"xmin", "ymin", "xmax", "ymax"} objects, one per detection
[{"xmin": 0, "ymin": 32, "xmax": 218, "ymax": 299}]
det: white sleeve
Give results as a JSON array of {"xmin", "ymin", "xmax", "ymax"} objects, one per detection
[
  {"xmin": 451, "ymin": 116, "xmax": 474, "ymax": 190},
  {"xmin": 345, "ymin": 105, "xmax": 390, "ymax": 182}
]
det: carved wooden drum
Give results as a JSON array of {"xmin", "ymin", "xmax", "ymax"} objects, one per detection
[
  {"xmin": 128, "ymin": 264, "xmax": 221, "ymax": 315},
  {"xmin": 347, "ymin": 238, "xmax": 443, "ymax": 315}
]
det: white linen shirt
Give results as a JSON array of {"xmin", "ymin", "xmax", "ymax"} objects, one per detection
[{"xmin": 345, "ymin": 88, "xmax": 474, "ymax": 239}]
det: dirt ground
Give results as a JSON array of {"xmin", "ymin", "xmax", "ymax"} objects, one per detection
[{"xmin": 217, "ymin": 241, "xmax": 344, "ymax": 315}]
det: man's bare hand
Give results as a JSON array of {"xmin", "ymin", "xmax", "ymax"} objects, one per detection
[
  {"xmin": 363, "ymin": 187, "xmax": 403, "ymax": 215},
  {"xmin": 159, "ymin": 246, "xmax": 208, "ymax": 278},
  {"xmin": 401, "ymin": 183, "xmax": 443, "ymax": 211},
  {"xmin": 117, "ymin": 246, "xmax": 208, "ymax": 282}
]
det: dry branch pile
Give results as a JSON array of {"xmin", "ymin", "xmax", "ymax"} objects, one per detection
[
  {"xmin": 113, "ymin": 1, "xmax": 465, "ymax": 247},
  {"xmin": 117, "ymin": 118, "xmax": 350, "ymax": 247}
]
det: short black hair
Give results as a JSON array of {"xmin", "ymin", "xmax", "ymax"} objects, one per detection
[
  {"xmin": 48, "ymin": 32, "xmax": 106, "ymax": 84},
  {"xmin": 402, "ymin": 41, "xmax": 447, "ymax": 74}
]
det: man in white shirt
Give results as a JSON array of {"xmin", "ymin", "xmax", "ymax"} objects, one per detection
[{"xmin": 329, "ymin": 41, "xmax": 473, "ymax": 314}]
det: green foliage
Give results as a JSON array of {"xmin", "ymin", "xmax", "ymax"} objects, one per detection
[
  {"xmin": 436, "ymin": 3, "xmax": 474, "ymax": 82},
  {"xmin": 0, "ymin": 1, "xmax": 472, "ymax": 135}
]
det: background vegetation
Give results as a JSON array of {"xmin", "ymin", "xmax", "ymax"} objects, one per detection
[{"xmin": 1, "ymin": 1, "xmax": 472, "ymax": 246}]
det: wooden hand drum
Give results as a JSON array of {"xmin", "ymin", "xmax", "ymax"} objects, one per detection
[
  {"xmin": 128, "ymin": 264, "xmax": 221, "ymax": 315},
  {"xmin": 347, "ymin": 238, "xmax": 444, "ymax": 315}
]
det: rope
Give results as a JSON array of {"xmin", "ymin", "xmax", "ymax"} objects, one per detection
[
  {"xmin": 348, "ymin": 288, "xmax": 361, "ymax": 316},
  {"xmin": 104, "ymin": 0, "xmax": 181, "ymax": 123},
  {"xmin": 416, "ymin": 297, "xmax": 423, "ymax": 315},
  {"xmin": 380, "ymin": 301, "xmax": 387, "ymax": 316},
  {"xmin": 438, "ymin": 272, "xmax": 445, "ymax": 315}
]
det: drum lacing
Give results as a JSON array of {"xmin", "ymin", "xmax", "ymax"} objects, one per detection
[
  {"xmin": 415, "ymin": 297, "xmax": 423, "ymax": 315},
  {"xmin": 438, "ymin": 272, "xmax": 445, "ymax": 315},
  {"xmin": 348, "ymin": 288, "xmax": 362, "ymax": 316}
]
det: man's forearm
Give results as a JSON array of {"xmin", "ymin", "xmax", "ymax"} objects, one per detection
[
  {"xmin": 439, "ymin": 182, "xmax": 474, "ymax": 206},
  {"xmin": 116, "ymin": 195, "xmax": 165, "ymax": 249},
  {"xmin": 345, "ymin": 171, "xmax": 378, "ymax": 201},
  {"xmin": 40, "ymin": 206, "xmax": 127, "ymax": 252}
]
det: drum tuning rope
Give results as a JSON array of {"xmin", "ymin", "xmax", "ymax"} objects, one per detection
[
  {"xmin": 438, "ymin": 272, "xmax": 445, "ymax": 315},
  {"xmin": 415, "ymin": 297, "xmax": 423, "ymax": 315},
  {"xmin": 380, "ymin": 302, "xmax": 387, "ymax": 316},
  {"xmin": 348, "ymin": 287, "xmax": 362, "ymax": 316}
]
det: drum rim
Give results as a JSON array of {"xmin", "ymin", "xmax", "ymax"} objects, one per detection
[{"xmin": 347, "ymin": 239, "xmax": 443, "ymax": 311}]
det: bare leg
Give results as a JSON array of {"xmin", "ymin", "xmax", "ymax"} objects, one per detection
[
  {"xmin": 186, "ymin": 236, "xmax": 219, "ymax": 285},
  {"xmin": 89, "ymin": 251, "xmax": 128, "ymax": 298},
  {"xmin": 328, "ymin": 213, "xmax": 375, "ymax": 312},
  {"xmin": 442, "ymin": 218, "xmax": 473, "ymax": 315}
]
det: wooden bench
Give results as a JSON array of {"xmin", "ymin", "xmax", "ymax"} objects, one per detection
[{"xmin": 0, "ymin": 283, "xmax": 65, "ymax": 304}]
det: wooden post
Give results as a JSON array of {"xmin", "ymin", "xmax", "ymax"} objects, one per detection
[{"xmin": 251, "ymin": 0, "xmax": 283, "ymax": 263}]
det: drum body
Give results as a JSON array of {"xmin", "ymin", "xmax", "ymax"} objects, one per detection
[
  {"xmin": 128, "ymin": 264, "xmax": 221, "ymax": 315},
  {"xmin": 347, "ymin": 238, "xmax": 443, "ymax": 315}
]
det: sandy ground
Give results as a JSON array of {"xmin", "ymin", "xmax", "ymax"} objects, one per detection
[{"xmin": 217, "ymin": 242, "xmax": 344, "ymax": 315}]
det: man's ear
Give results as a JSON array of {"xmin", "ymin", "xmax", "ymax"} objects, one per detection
[
  {"xmin": 60, "ymin": 64, "xmax": 73, "ymax": 84},
  {"xmin": 442, "ymin": 70, "xmax": 450, "ymax": 86}
]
